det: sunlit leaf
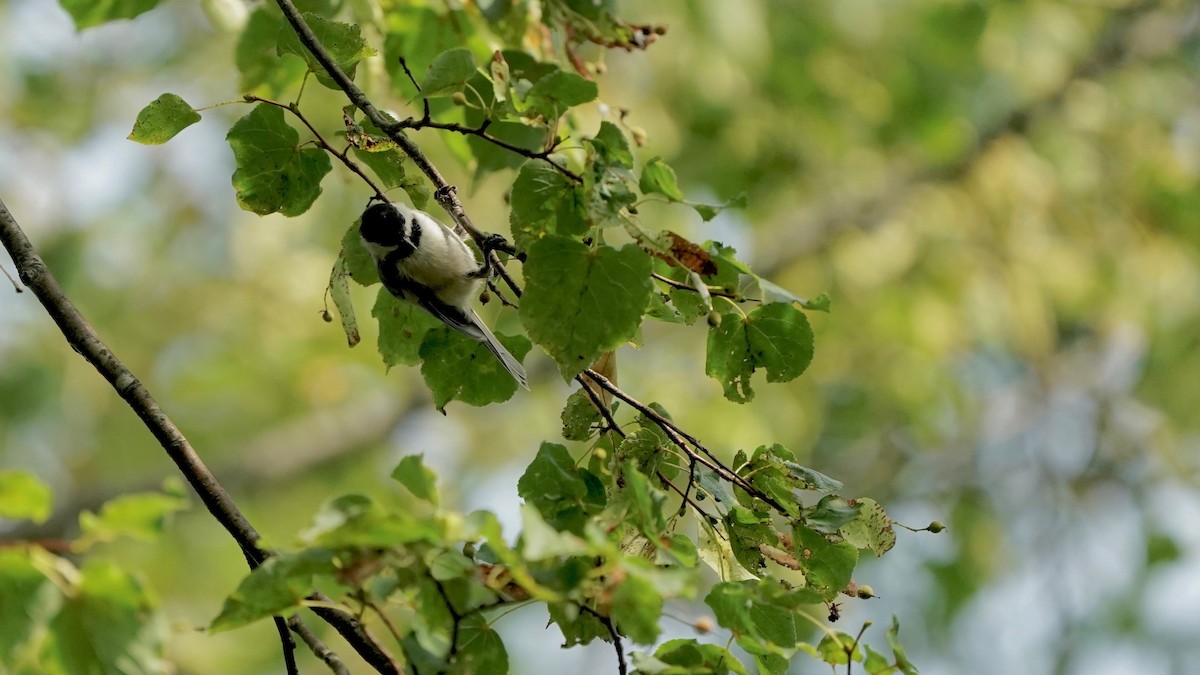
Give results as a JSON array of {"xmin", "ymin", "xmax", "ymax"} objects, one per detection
[
  {"xmin": 210, "ymin": 550, "xmax": 335, "ymax": 632},
  {"xmin": 391, "ymin": 455, "xmax": 439, "ymax": 505},
  {"xmin": 639, "ymin": 157, "xmax": 684, "ymax": 201},
  {"xmin": 77, "ymin": 490, "xmax": 189, "ymax": 548},
  {"xmin": 0, "ymin": 470, "xmax": 52, "ymax": 524},
  {"xmin": 58, "ymin": 0, "xmax": 162, "ymax": 28},
  {"xmin": 43, "ymin": 561, "xmax": 165, "ymax": 674},
  {"xmin": 127, "ymin": 93, "xmax": 200, "ymax": 145}
]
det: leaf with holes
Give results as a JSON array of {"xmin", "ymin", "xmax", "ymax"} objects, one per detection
[
  {"xmin": 706, "ymin": 302, "xmax": 814, "ymax": 403},
  {"xmin": 226, "ymin": 104, "xmax": 331, "ymax": 216}
]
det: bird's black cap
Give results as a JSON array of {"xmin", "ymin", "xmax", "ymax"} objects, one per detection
[{"xmin": 359, "ymin": 203, "xmax": 407, "ymax": 246}]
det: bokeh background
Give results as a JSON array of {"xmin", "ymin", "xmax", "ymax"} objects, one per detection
[{"xmin": 3, "ymin": 0, "xmax": 1200, "ymax": 673}]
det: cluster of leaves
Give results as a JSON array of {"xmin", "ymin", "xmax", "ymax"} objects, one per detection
[
  {"xmin": 0, "ymin": 469, "xmax": 188, "ymax": 673},
  {"xmin": 82, "ymin": 0, "xmax": 925, "ymax": 673},
  {"xmin": 206, "ymin": 443, "xmax": 914, "ymax": 675}
]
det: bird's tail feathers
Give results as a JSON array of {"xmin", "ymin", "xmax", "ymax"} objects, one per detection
[{"xmin": 468, "ymin": 311, "xmax": 529, "ymax": 389}]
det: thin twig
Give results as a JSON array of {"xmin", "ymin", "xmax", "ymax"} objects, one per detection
[
  {"xmin": 289, "ymin": 616, "xmax": 352, "ymax": 675},
  {"xmin": 272, "ymin": 616, "xmax": 301, "ymax": 675},
  {"xmin": 1, "ymin": 262, "xmax": 22, "ymax": 292},
  {"xmin": 581, "ymin": 368, "xmax": 789, "ymax": 515},
  {"xmin": 574, "ymin": 374, "xmax": 626, "ymax": 439},
  {"xmin": 0, "ymin": 198, "xmax": 400, "ymax": 675},
  {"xmin": 431, "ymin": 577, "xmax": 463, "ymax": 664},
  {"xmin": 651, "ymin": 272, "xmax": 745, "ymax": 301},
  {"xmin": 398, "ymin": 117, "xmax": 581, "ymax": 182},
  {"xmin": 395, "ymin": 56, "xmax": 431, "ymax": 122},
  {"xmin": 580, "ymin": 606, "xmax": 627, "ymax": 675},
  {"xmin": 392, "ymin": 53, "xmax": 580, "ymax": 182}
]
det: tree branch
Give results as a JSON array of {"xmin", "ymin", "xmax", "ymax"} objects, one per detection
[
  {"xmin": 580, "ymin": 606, "xmax": 627, "ymax": 675},
  {"xmin": 274, "ymin": 0, "xmax": 497, "ymax": 252},
  {"xmin": 289, "ymin": 616, "xmax": 352, "ymax": 675},
  {"xmin": 0, "ymin": 198, "xmax": 401, "ymax": 675},
  {"xmin": 390, "ymin": 54, "xmax": 582, "ymax": 183},
  {"xmin": 580, "ymin": 368, "xmax": 789, "ymax": 515}
]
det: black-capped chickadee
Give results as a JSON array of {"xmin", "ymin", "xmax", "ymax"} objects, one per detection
[{"xmin": 359, "ymin": 202, "xmax": 529, "ymax": 389}]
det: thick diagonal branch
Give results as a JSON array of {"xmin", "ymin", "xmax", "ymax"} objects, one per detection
[{"xmin": 0, "ymin": 198, "xmax": 399, "ymax": 675}]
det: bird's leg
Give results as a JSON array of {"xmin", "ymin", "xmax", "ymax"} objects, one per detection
[{"xmin": 468, "ymin": 233, "xmax": 510, "ymax": 278}]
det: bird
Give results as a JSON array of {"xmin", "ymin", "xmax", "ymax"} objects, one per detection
[{"xmin": 359, "ymin": 201, "xmax": 529, "ymax": 389}]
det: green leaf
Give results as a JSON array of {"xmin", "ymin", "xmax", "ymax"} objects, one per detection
[
  {"xmin": 792, "ymin": 525, "xmax": 858, "ymax": 600},
  {"xmin": 419, "ymin": 327, "xmax": 530, "ymax": 411},
  {"xmin": 210, "ymin": 550, "xmax": 335, "ymax": 632},
  {"xmin": 301, "ymin": 494, "xmax": 443, "ymax": 548},
  {"xmin": 615, "ymin": 427, "xmax": 670, "ymax": 476},
  {"xmin": 372, "ymin": 287, "xmax": 440, "ymax": 369},
  {"xmin": 692, "ymin": 193, "xmax": 747, "ymax": 222},
  {"xmin": 77, "ymin": 490, "xmax": 189, "ymax": 548},
  {"xmin": 58, "ymin": 0, "xmax": 162, "ymax": 28},
  {"xmin": 277, "ymin": 13, "xmax": 377, "ymax": 89},
  {"xmin": 412, "ymin": 578, "xmax": 453, "ymax": 657},
  {"xmin": 42, "ymin": 561, "xmax": 164, "ymax": 674},
  {"xmin": 755, "ymin": 277, "xmax": 832, "ymax": 312},
  {"xmin": 520, "ymin": 237, "xmax": 653, "ymax": 379},
  {"xmin": 327, "ymin": 254, "xmax": 360, "ymax": 347},
  {"xmin": 839, "ymin": 498, "xmax": 897, "ymax": 557},
  {"xmin": 421, "ymin": 48, "xmax": 477, "ymax": 97},
  {"xmin": 509, "ymin": 160, "xmax": 587, "ymax": 250},
  {"xmin": 610, "ymin": 572, "xmax": 661, "ymax": 644},
  {"xmin": 127, "ymin": 93, "xmax": 200, "ymax": 145},
  {"xmin": 704, "ymin": 580, "xmax": 824, "ymax": 656},
  {"xmin": 887, "ymin": 616, "xmax": 919, "ymax": 675},
  {"xmin": 548, "ymin": 603, "xmax": 609, "ymax": 647},
  {"xmin": 816, "ymin": 632, "xmax": 862, "ymax": 665},
  {"xmin": 639, "ymin": 157, "xmax": 685, "ymax": 201},
  {"xmin": 352, "ymin": 140, "xmax": 408, "ymax": 189},
  {"xmin": 524, "ymin": 70, "xmax": 598, "ymax": 120},
  {"xmin": 590, "ymin": 121, "xmax": 633, "ymax": 169},
  {"xmin": 519, "ymin": 504, "xmax": 590, "ymax": 560},
  {"xmin": 864, "ymin": 645, "xmax": 895, "ymax": 674},
  {"xmin": 517, "ymin": 442, "xmax": 604, "ymax": 533},
  {"xmin": 722, "ymin": 507, "xmax": 774, "ymax": 573},
  {"xmin": 806, "ymin": 495, "xmax": 863, "ymax": 534},
  {"xmin": 464, "ymin": 510, "xmax": 558, "ymax": 601},
  {"xmin": 226, "ymin": 104, "xmax": 331, "ymax": 217},
  {"xmin": 236, "ymin": 8, "xmax": 307, "ymax": 95},
  {"xmin": 456, "ymin": 613, "xmax": 509, "ymax": 674},
  {"xmin": 0, "ymin": 549, "xmax": 57, "ymax": 664},
  {"xmin": 706, "ymin": 302, "xmax": 815, "ymax": 403},
  {"xmin": 659, "ymin": 533, "xmax": 699, "ymax": 567},
  {"xmin": 561, "ymin": 387, "xmax": 602, "ymax": 441},
  {"xmin": 614, "ymin": 462, "xmax": 668, "ymax": 538},
  {"xmin": 780, "ymin": 458, "xmax": 843, "ymax": 492},
  {"xmin": 0, "ymin": 470, "xmax": 52, "ymax": 524},
  {"xmin": 391, "ymin": 455, "xmax": 439, "ymax": 505},
  {"xmin": 637, "ymin": 639, "xmax": 751, "ymax": 674},
  {"xmin": 468, "ymin": 120, "xmax": 551, "ymax": 178}
]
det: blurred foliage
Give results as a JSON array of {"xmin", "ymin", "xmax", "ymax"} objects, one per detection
[{"xmin": 2, "ymin": 0, "xmax": 1199, "ymax": 673}]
